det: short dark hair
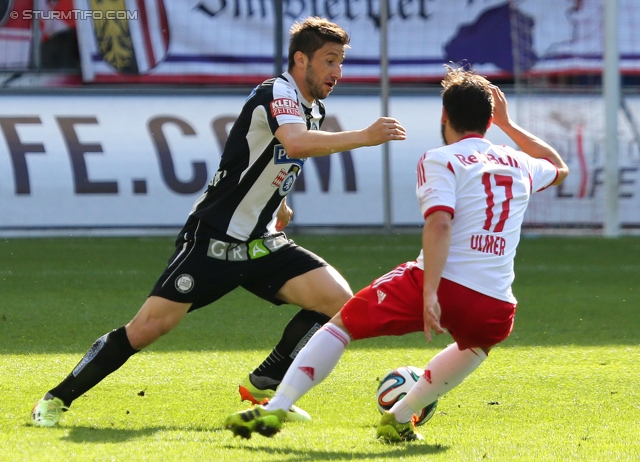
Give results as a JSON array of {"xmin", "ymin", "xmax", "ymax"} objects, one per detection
[
  {"xmin": 288, "ymin": 17, "xmax": 350, "ymax": 71},
  {"xmin": 441, "ymin": 64, "xmax": 493, "ymax": 134}
]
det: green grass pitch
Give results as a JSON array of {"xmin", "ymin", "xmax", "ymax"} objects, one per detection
[{"xmin": 0, "ymin": 233, "xmax": 638, "ymax": 461}]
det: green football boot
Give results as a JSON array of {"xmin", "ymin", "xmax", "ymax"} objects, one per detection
[
  {"xmin": 224, "ymin": 405, "xmax": 287, "ymax": 439},
  {"xmin": 238, "ymin": 376, "xmax": 311, "ymax": 422},
  {"xmin": 376, "ymin": 411, "xmax": 424, "ymax": 443},
  {"xmin": 31, "ymin": 396, "xmax": 69, "ymax": 427}
]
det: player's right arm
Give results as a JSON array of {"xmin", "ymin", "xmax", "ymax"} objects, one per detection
[
  {"xmin": 421, "ymin": 210, "xmax": 450, "ymax": 342},
  {"xmin": 274, "ymin": 117, "xmax": 406, "ymax": 159},
  {"xmin": 490, "ymin": 85, "xmax": 569, "ymax": 185}
]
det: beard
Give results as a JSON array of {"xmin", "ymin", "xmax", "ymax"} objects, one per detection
[{"xmin": 304, "ymin": 65, "xmax": 330, "ymax": 101}]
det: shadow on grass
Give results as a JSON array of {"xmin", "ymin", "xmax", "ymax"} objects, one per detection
[
  {"xmin": 61, "ymin": 425, "xmax": 167, "ymax": 443},
  {"xmin": 51, "ymin": 423, "xmax": 215, "ymax": 444},
  {"xmin": 219, "ymin": 443, "xmax": 449, "ymax": 460},
  {"xmin": 38, "ymin": 424, "xmax": 449, "ymax": 459}
]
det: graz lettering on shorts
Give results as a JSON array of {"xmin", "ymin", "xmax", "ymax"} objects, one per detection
[
  {"xmin": 270, "ymin": 98, "xmax": 300, "ymax": 117},
  {"xmin": 470, "ymin": 234, "xmax": 506, "ymax": 256},
  {"xmin": 207, "ymin": 235, "xmax": 288, "ymax": 261}
]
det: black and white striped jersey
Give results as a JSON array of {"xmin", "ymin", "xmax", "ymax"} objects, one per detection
[{"xmin": 189, "ymin": 72, "xmax": 325, "ymax": 242}]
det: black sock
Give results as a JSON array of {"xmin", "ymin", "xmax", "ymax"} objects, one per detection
[
  {"xmin": 251, "ymin": 310, "xmax": 330, "ymax": 390},
  {"xmin": 48, "ymin": 326, "xmax": 138, "ymax": 406}
]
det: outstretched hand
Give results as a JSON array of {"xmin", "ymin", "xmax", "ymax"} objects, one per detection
[{"xmin": 364, "ymin": 117, "xmax": 406, "ymax": 146}]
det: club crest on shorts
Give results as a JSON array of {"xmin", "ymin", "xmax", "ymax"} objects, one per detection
[{"xmin": 175, "ymin": 274, "xmax": 194, "ymax": 293}]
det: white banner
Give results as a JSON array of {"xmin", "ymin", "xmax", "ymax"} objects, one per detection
[
  {"xmin": 0, "ymin": 92, "xmax": 639, "ymax": 233},
  {"xmin": 73, "ymin": 0, "xmax": 640, "ymax": 83}
]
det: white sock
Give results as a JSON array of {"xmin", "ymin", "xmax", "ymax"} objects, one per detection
[
  {"xmin": 391, "ymin": 343, "xmax": 488, "ymax": 423},
  {"xmin": 265, "ymin": 323, "xmax": 350, "ymax": 411}
]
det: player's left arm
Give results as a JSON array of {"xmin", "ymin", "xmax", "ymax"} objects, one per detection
[
  {"xmin": 421, "ymin": 210, "xmax": 451, "ymax": 342},
  {"xmin": 490, "ymin": 85, "xmax": 569, "ymax": 185}
]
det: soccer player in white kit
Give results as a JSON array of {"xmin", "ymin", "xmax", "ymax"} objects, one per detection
[{"xmin": 225, "ymin": 65, "xmax": 569, "ymax": 442}]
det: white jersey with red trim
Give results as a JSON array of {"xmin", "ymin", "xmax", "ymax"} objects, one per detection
[{"xmin": 416, "ymin": 135, "xmax": 559, "ymax": 303}]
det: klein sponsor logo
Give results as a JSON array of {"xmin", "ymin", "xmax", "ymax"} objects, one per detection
[{"xmin": 270, "ymin": 98, "xmax": 301, "ymax": 118}]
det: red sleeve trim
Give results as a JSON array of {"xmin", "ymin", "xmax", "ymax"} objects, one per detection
[{"xmin": 424, "ymin": 205, "xmax": 454, "ymax": 220}]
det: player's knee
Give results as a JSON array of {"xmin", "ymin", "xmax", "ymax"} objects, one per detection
[
  {"xmin": 304, "ymin": 278, "xmax": 352, "ymax": 315},
  {"xmin": 325, "ymin": 266, "xmax": 352, "ymax": 295},
  {"xmin": 126, "ymin": 317, "xmax": 174, "ymax": 349},
  {"xmin": 324, "ymin": 288, "xmax": 353, "ymax": 314},
  {"xmin": 309, "ymin": 301, "xmax": 343, "ymax": 317}
]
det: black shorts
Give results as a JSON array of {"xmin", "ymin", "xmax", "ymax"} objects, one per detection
[{"xmin": 149, "ymin": 220, "xmax": 327, "ymax": 311}]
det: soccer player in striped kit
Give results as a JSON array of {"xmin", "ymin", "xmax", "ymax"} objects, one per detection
[
  {"xmin": 31, "ymin": 17, "xmax": 407, "ymax": 427},
  {"xmin": 224, "ymin": 64, "xmax": 569, "ymax": 441}
]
